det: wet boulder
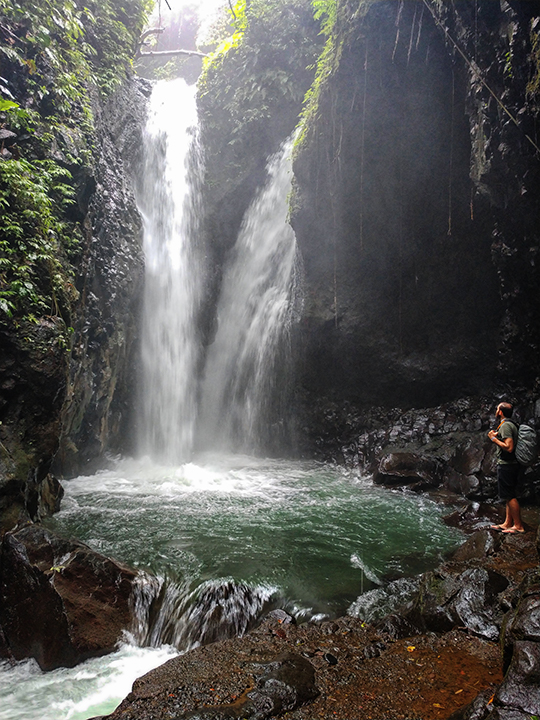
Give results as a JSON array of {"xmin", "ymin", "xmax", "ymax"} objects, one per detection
[
  {"xmin": 449, "ymin": 436, "xmax": 487, "ymax": 476},
  {"xmin": 373, "ymin": 452, "xmax": 441, "ymax": 488},
  {"xmin": 453, "ymin": 568, "xmax": 508, "ymax": 641},
  {"xmin": 0, "ymin": 523, "xmax": 137, "ymax": 670},
  {"xmin": 501, "ymin": 569, "xmax": 540, "ymax": 671},
  {"xmin": 405, "ymin": 567, "xmax": 508, "ymax": 639},
  {"xmin": 243, "ymin": 652, "xmax": 318, "ymax": 718},
  {"xmin": 443, "ymin": 468, "xmax": 481, "ymax": 499},
  {"xmin": 446, "ymin": 688, "xmax": 495, "ymax": 720},
  {"xmin": 374, "ymin": 612, "xmax": 419, "ymax": 640},
  {"xmin": 450, "ymin": 529, "xmax": 502, "ymax": 563},
  {"xmin": 494, "ymin": 641, "xmax": 540, "ymax": 716}
]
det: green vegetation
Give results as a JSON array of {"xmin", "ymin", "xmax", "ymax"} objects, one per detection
[
  {"xmin": 0, "ymin": 0, "xmax": 152, "ymax": 97},
  {"xmin": 527, "ymin": 18, "xmax": 540, "ymax": 99},
  {"xmin": 0, "ymin": 158, "xmax": 79, "ymax": 319},
  {"xmin": 198, "ymin": 0, "xmax": 322, "ymax": 151},
  {"xmin": 296, "ymin": 0, "xmax": 373, "ymax": 150},
  {"xmin": 197, "ymin": 0, "xmax": 323, "ymax": 230},
  {"xmin": 0, "ymin": 0, "xmax": 152, "ymax": 326}
]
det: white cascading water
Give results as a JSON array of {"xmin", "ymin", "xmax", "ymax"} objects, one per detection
[
  {"xmin": 198, "ymin": 137, "xmax": 300, "ymax": 453},
  {"xmin": 136, "ymin": 78, "xmax": 202, "ymax": 463}
]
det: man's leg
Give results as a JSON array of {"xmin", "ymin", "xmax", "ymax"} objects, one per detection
[
  {"xmin": 503, "ymin": 497, "xmax": 524, "ymax": 533},
  {"xmin": 500, "ymin": 501, "xmax": 512, "ymax": 530}
]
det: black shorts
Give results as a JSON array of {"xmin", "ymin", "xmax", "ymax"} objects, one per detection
[{"xmin": 497, "ymin": 463, "xmax": 521, "ymax": 501}]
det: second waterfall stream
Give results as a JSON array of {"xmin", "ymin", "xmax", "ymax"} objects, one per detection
[{"xmin": 138, "ymin": 76, "xmax": 299, "ymax": 462}]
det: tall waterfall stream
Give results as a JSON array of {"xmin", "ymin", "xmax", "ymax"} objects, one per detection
[{"xmin": 0, "ymin": 78, "xmax": 461, "ymax": 720}]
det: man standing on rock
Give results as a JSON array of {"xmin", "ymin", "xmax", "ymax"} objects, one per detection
[{"xmin": 488, "ymin": 402, "xmax": 525, "ymax": 535}]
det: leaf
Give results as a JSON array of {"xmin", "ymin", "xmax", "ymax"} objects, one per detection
[{"xmin": 0, "ymin": 98, "xmax": 19, "ymax": 111}]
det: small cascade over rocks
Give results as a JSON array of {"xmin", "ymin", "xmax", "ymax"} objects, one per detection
[
  {"xmin": 136, "ymin": 78, "xmax": 203, "ymax": 463},
  {"xmin": 198, "ymin": 136, "xmax": 300, "ymax": 454},
  {"xmin": 130, "ymin": 573, "xmax": 279, "ymax": 651}
]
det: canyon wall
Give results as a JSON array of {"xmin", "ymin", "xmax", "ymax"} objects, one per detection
[
  {"xmin": 289, "ymin": 0, "xmax": 540, "ymax": 453},
  {"xmin": 0, "ymin": 0, "xmax": 149, "ymax": 529}
]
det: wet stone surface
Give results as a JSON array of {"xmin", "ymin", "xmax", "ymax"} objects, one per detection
[{"xmin": 101, "ymin": 616, "xmax": 502, "ymax": 720}]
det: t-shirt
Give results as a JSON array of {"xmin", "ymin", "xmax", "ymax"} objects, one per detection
[{"xmin": 496, "ymin": 420, "xmax": 518, "ymax": 465}]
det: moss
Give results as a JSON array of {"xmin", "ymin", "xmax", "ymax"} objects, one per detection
[
  {"xmin": 527, "ymin": 19, "xmax": 540, "ymax": 99},
  {"xmin": 197, "ymin": 0, "xmax": 323, "ymax": 232},
  {"xmin": 294, "ymin": 0, "xmax": 374, "ymax": 155}
]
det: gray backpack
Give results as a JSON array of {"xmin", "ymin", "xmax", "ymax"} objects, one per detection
[{"xmin": 515, "ymin": 424, "xmax": 538, "ymax": 466}]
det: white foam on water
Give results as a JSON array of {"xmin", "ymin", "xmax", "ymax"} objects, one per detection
[
  {"xmin": 0, "ymin": 643, "xmax": 178, "ymax": 720},
  {"xmin": 350, "ymin": 553, "xmax": 383, "ymax": 585}
]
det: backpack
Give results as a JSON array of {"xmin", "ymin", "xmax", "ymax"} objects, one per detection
[{"xmin": 515, "ymin": 423, "xmax": 538, "ymax": 466}]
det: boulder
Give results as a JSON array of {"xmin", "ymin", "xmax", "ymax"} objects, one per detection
[
  {"xmin": 405, "ymin": 567, "xmax": 508, "ymax": 640},
  {"xmin": 443, "ymin": 468, "xmax": 481, "ymax": 498},
  {"xmin": 485, "ymin": 710, "xmax": 533, "ymax": 720},
  {"xmin": 375, "ymin": 612, "xmax": 419, "ymax": 640},
  {"xmin": 243, "ymin": 652, "xmax": 318, "ymax": 718},
  {"xmin": 494, "ymin": 640, "xmax": 540, "ymax": 716},
  {"xmin": 0, "ymin": 523, "xmax": 137, "ymax": 670},
  {"xmin": 501, "ymin": 569, "xmax": 540, "ymax": 671},
  {"xmin": 446, "ymin": 688, "xmax": 494, "ymax": 720},
  {"xmin": 449, "ymin": 436, "xmax": 487, "ymax": 476},
  {"xmin": 0, "ymin": 128, "xmax": 17, "ymax": 144},
  {"xmin": 0, "ymin": 624, "xmax": 12, "ymax": 661},
  {"xmin": 450, "ymin": 529, "xmax": 502, "ymax": 563},
  {"xmin": 453, "ymin": 568, "xmax": 507, "ymax": 641},
  {"xmin": 373, "ymin": 452, "xmax": 441, "ymax": 487}
]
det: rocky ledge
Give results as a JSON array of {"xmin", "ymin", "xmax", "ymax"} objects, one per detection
[
  {"xmin": 93, "ymin": 517, "xmax": 540, "ymax": 720},
  {"xmin": 0, "ymin": 523, "xmax": 137, "ymax": 670}
]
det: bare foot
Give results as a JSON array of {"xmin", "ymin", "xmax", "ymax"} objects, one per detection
[
  {"xmin": 502, "ymin": 527, "xmax": 525, "ymax": 534},
  {"xmin": 490, "ymin": 524, "xmax": 510, "ymax": 531}
]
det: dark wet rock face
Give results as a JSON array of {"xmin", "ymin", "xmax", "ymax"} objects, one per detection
[
  {"xmin": 54, "ymin": 78, "xmax": 148, "ymax": 476},
  {"xmin": 0, "ymin": 524, "xmax": 137, "ymax": 670},
  {"xmin": 292, "ymin": 0, "xmax": 502, "ymax": 421},
  {"xmin": 0, "ymin": 320, "xmax": 69, "ymax": 532},
  {"xmin": 0, "ymin": 77, "xmax": 149, "ymax": 530},
  {"xmin": 495, "ymin": 641, "xmax": 540, "ymax": 715},
  {"xmin": 291, "ymin": 0, "xmax": 540, "ymax": 460}
]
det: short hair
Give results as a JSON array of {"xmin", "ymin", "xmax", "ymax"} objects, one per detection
[{"xmin": 498, "ymin": 402, "xmax": 513, "ymax": 418}]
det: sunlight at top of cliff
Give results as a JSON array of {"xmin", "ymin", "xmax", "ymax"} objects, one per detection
[{"xmin": 149, "ymin": 0, "xmax": 228, "ymax": 48}]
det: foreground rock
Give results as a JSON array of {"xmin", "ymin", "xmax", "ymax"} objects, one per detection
[
  {"xmin": 96, "ymin": 519, "xmax": 540, "ymax": 720},
  {"xmin": 0, "ymin": 523, "xmax": 137, "ymax": 670},
  {"xmin": 99, "ymin": 615, "xmax": 501, "ymax": 720}
]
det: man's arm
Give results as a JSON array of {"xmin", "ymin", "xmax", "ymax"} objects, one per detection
[{"xmin": 488, "ymin": 429, "xmax": 514, "ymax": 452}]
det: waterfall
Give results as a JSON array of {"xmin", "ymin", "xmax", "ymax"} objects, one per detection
[
  {"xmin": 132, "ymin": 95, "xmax": 301, "ymax": 647},
  {"xmin": 136, "ymin": 78, "xmax": 203, "ymax": 463},
  {"xmin": 199, "ymin": 137, "xmax": 300, "ymax": 454}
]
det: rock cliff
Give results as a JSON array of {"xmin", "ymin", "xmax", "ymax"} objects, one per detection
[
  {"xmin": 290, "ymin": 0, "xmax": 540, "ymax": 450},
  {"xmin": 0, "ymin": 0, "xmax": 149, "ymax": 530}
]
